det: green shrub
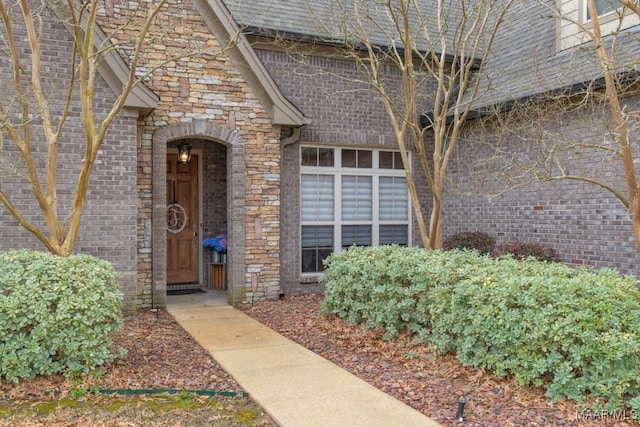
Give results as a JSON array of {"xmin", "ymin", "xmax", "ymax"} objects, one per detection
[
  {"xmin": 0, "ymin": 250, "xmax": 124, "ymax": 383},
  {"xmin": 493, "ymin": 240, "xmax": 560, "ymax": 262},
  {"xmin": 442, "ymin": 231, "xmax": 496, "ymax": 254},
  {"xmin": 320, "ymin": 246, "xmax": 488, "ymax": 340},
  {"xmin": 431, "ymin": 258, "xmax": 640, "ymax": 410},
  {"xmin": 320, "ymin": 246, "xmax": 640, "ymax": 411}
]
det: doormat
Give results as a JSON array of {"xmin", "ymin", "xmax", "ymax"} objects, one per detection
[{"xmin": 167, "ymin": 288, "xmax": 206, "ymax": 296}]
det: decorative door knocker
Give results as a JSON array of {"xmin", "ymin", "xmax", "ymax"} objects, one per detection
[
  {"xmin": 166, "ymin": 178, "xmax": 188, "ymax": 234},
  {"xmin": 166, "ymin": 203, "xmax": 188, "ymax": 234}
]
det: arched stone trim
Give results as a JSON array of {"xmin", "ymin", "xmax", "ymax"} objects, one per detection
[{"xmin": 152, "ymin": 120, "xmax": 246, "ymax": 306}]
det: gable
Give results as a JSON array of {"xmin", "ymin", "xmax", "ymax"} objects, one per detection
[
  {"xmin": 47, "ymin": 0, "xmax": 304, "ymax": 125},
  {"xmin": 190, "ymin": 0, "xmax": 308, "ymax": 126}
]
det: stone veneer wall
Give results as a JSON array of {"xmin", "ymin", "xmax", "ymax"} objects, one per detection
[
  {"xmin": 0, "ymin": 6, "xmax": 140, "ymax": 313},
  {"xmin": 98, "ymin": 0, "xmax": 282, "ymax": 307}
]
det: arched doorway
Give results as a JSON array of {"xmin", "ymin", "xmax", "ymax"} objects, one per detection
[{"xmin": 152, "ymin": 121, "xmax": 246, "ymax": 306}]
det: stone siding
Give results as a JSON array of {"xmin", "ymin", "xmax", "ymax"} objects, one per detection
[{"xmin": 97, "ymin": 0, "xmax": 283, "ymax": 306}]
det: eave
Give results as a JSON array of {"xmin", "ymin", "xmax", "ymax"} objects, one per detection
[
  {"xmin": 191, "ymin": 0, "xmax": 309, "ymax": 127},
  {"xmin": 94, "ymin": 26, "xmax": 159, "ymax": 116},
  {"xmin": 45, "ymin": 0, "xmax": 158, "ymax": 117}
]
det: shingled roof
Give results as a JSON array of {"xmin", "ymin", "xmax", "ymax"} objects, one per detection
[
  {"xmin": 220, "ymin": 0, "xmax": 640, "ymax": 107},
  {"xmin": 221, "ymin": 0, "xmax": 326, "ymax": 38},
  {"xmin": 221, "ymin": 0, "xmax": 470, "ymax": 54},
  {"xmin": 472, "ymin": 1, "xmax": 640, "ymax": 107}
]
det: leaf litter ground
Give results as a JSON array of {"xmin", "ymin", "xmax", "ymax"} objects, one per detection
[
  {"xmin": 0, "ymin": 310, "xmax": 274, "ymax": 426},
  {"xmin": 238, "ymin": 294, "xmax": 640, "ymax": 427},
  {"xmin": 1, "ymin": 295, "xmax": 638, "ymax": 426}
]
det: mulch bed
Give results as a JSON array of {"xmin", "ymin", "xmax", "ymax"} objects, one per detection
[
  {"xmin": 0, "ymin": 310, "xmax": 245, "ymax": 401},
  {"xmin": 238, "ymin": 294, "xmax": 640, "ymax": 427},
  {"xmin": 1, "ymin": 296, "xmax": 638, "ymax": 427},
  {"xmin": 0, "ymin": 309, "xmax": 275, "ymax": 425}
]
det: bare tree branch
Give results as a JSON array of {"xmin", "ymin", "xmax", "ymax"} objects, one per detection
[
  {"xmin": 460, "ymin": 0, "xmax": 640, "ymax": 251},
  {"xmin": 0, "ymin": 0, "xmax": 237, "ymax": 255}
]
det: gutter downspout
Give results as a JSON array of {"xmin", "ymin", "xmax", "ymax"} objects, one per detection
[
  {"xmin": 281, "ymin": 126, "xmax": 301, "ymax": 147},
  {"xmin": 278, "ymin": 126, "xmax": 302, "ymax": 299}
]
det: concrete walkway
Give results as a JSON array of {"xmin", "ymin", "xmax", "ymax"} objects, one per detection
[{"xmin": 167, "ymin": 291, "xmax": 442, "ymax": 427}]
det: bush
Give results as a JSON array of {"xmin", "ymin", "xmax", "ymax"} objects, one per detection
[
  {"xmin": 442, "ymin": 231, "xmax": 496, "ymax": 254},
  {"xmin": 0, "ymin": 250, "xmax": 124, "ymax": 383},
  {"xmin": 430, "ymin": 258, "xmax": 640, "ymax": 410},
  {"xmin": 320, "ymin": 246, "xmax": 492, "ymax": 340},
  {"xmin": 321, "ymin": 246, "xmax": 640, "ymax": 411},
  {"xmin": 493, "ymin": 240, "xmax": 560, "ymax": 262}
]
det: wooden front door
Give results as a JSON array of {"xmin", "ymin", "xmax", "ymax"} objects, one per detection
[{"xmin": 166, "ymin": 154, "xmax": 199, "ymax": 284}]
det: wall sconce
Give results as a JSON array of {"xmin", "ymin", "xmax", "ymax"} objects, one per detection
[{"xmin": 177, "ymin": 142, "xmax": 192, "ymax": 164}]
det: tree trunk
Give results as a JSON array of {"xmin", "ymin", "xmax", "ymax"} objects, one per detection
[
  {"xmin": 428, "ymin": 193, "xmax": 443, "ymax": 250},
  {"xmin": 631, "ymin": 192, "xmax": 640, "ymax": 251},
  {"xmin": 587, "ymin": 0, "xmax": 640, "ymax": 251}
]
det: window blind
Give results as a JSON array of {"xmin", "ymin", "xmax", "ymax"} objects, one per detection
[
  {"xmin": 301, "ymin": 174, "xmax": 334, "ymax": 221},
  {"xmin": 379, "ymin": 176, "xmax": 408, "ymax": 221},
  {"xmin": 341, "ymin": 175, "xmax": 372, "ymax": 221}
]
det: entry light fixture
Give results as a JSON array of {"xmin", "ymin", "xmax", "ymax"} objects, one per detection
[{"xmin": 177, "ymin": 142, "xmax": 192, "ymax": 164}]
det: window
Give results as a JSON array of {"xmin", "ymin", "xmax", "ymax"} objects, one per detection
[
  {"xmin": 341, "ymin": 176, "xmax": 372, "ymax": 221},
  {"xmin": 379, "ymin": 151, "xmax": 404, "ymax": 169},
  {"xmin": 342, "ymin": 149, "xmax": 372, "ymax": 168},
  {"xmin": 301, "ymin": 147, "xmax": 335, "ymax": 167},
  {"xmin": 301, "ymin": 175, "xmax": 334, "ymax": 222},
  {"xmin": 585, "ymin": 0, "xmax": 618, "ymax": 21},
  {"xmin": 559, "ymin": 0, "xmax": 639, "ymax": 50},
  {"xmin": 300, "ymin": 147, "xmax": 410, "ymax": 274},
  {"xmin": 302, "ymin": 226, "xmax": 333, "ymax": 273}
]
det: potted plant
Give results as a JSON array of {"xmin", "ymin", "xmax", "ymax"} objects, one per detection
[{"xmin": 204, "ymin": 234, "xmax": 227, "ymax": 263}]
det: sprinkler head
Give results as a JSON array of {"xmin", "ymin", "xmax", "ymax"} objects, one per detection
[{"xmin": 456, "ymin": 396, "xmax": 466, "ymax": 422}]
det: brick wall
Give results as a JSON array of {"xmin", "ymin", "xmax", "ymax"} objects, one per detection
[
  {"xmin": 0, "ymin": 6, "xmax": 139, "ymax": 313},
  {"xmin": 9, "ymin": 1, "xmax": 635, "ymax": 310},
  {"xmin": 256, "ymin": 49, "xmax": 400, "ymax": 145},
  {"xmin": 444, "ymin": 94, "xmax": 640, "ymax": 278},
  {"xmin": 261, "ymin": 45, "xmax": 640, "ymax": 285},
  {"xmin": 256, "ymin": 48, "xmax": 430, "ymax": 294}
]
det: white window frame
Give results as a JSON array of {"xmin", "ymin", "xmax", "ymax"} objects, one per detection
[
  {"xmin": 300, "ymin": 146, "xmax": 411, "ymax": 276},
  {"xmin": 559, "ymin": 0, "xmax": 640, "ymax": 50},
  {"xmin": 583, "ymin": 0, "xmax": 618, "ymax": 22}
]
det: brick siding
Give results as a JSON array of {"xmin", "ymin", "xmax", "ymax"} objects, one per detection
[
  {"xmin": 0, "ymin": 6, "xmax": 139, "ymax": 313},
  {"xmin": 444, "ymin": 94, "xmax": 640, "ymax": 277},
  {"xmin": 255, "ymin": 47, "xmax": 434, "ymax": 294},
  {"xmin": 5, "ymin": 0, "xmax": 639, "ymax": 312}
]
